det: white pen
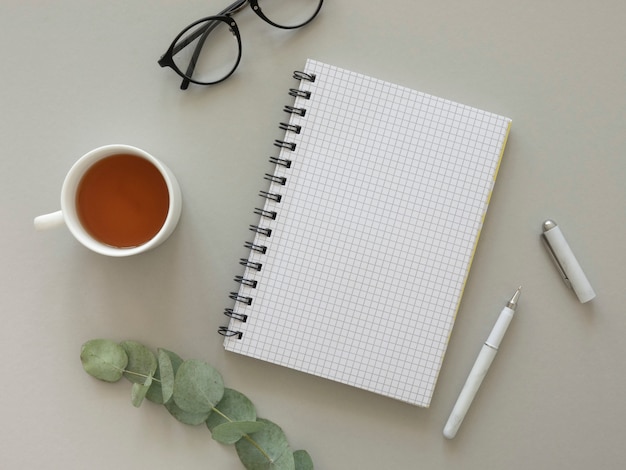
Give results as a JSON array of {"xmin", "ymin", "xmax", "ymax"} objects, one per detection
[{"xmin": 443, "ymin": 287, "xmax": 522, "ymax": 439}]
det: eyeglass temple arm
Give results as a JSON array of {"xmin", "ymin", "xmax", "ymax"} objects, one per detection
[
  {"xmin": 178, "ymin": 0, "xmax": 247, "ymax": 89},
  {"xmin": 179, "ymin": 27, "xmax": 212, "ymax": 90}
]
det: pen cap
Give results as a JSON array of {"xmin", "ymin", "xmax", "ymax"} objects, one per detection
[{"xmin": 542, "ymin": 220, "xmax": 596, "ymax": 303}]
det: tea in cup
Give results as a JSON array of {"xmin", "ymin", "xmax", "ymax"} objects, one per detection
[{"xmin": 34, "ymin": 144, "xmax": 182, "ymax": 256}]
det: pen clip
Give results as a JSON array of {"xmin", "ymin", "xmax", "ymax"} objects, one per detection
[{"xmin": 541, "ymin": 233, "xmax": 573, "ymax": 290}]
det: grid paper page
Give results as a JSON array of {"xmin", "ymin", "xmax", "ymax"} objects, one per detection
[{"xmin": 224, "ymin": 59, "xmax": 511, "ymax": 407}]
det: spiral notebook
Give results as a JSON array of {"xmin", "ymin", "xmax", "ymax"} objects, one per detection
[{"xmin": 220, "ymin": 59, "xmax": 511, "ymax": 407}]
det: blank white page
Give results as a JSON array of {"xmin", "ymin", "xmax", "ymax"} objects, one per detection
[{"xmin": 223, "ymin": 59, "xmax": 511, "ymax": 407}]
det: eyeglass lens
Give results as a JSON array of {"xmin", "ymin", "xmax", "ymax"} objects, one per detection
[
  {"xmin": 172, "ymin": 19, "xmax": 240, "ymax": 85},
  {"xmin": 254, "ymin": 0, "xmax": 323, "ymax": 29}
]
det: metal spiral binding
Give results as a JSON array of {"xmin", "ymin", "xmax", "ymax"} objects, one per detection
[
  {"xmin": 279, "ymin": 122, "xmax": 302, "ymax": 134},
  {"xmin": 224, "ymin": 308, "xmax": 248, "ymax": 322},
  {"xmin": 249, "ymin": 225, "xmax": 272, "ymax": 237},
  {"xmin": 293, "ymin": 71, "xmax": 316, "ymax": 82},
  {"xmin": 229, "ymin": 292, "xmax": 253, "ymax": 305},
  {"xmin": 218, "ymin": 326, "xmax": 243, "ymax": 339},
  {"xmin": 234, "ymin": 275, "xmax": 258, "ymax": 288},
  {"xmin": 264, "ymin": 173, "xmax": 287, "ymax": 185},
  {"xmin": 259, "ymin": 190, "xmax": 282, "ymax": 202},
  {"xmin": 254, "ymin": 207, "xmax": 277, "ymax": 219},
  {"xmin": 274, "ymin": 139, "xmax": 296, "ymax": 151},
  {"xmin": 269, "ymin": 156, "xmax": 291, "ymax": 168},
  {"xmin": 283, "ymin": 105, "xmax": 306, "ymax": 117},
  {"xmin": 239, "ymin": 258, "xmax": 262, "ymax": 271},
  {"xmin": 244, "ymin": 241, "xmax": 267, "ymax": 254},
  {"xmin": 289, "ymin": 88, "xmax": 311, "ymax": 99},
  {"xmin": 221, "ymin": 69, "xmax": 314, "ymax": 340}
]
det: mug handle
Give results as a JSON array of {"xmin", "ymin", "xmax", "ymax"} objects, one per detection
[{"xmin": 34, "ymin": 210, "xmax": 65, "ymax": 231}]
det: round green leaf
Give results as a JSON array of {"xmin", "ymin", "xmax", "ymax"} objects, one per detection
[
  {"xmin": 146, "ymin": 348, "xmax": 181, "ymax": 404},
  {"xmin": 120, "ymin": 340, "xmax": 157, "ymax": 384},
  {"xmin": 206, "ymin": 388, "xmax": 257, "ymax": 431},
  {"xmin": 212, "ymin": 421, "xmax": 266, "ymax": 445},
  {"xmin": 293, "ymin": 450, "xmax": 314, "ymax": 470},
  {"xmin": 80, "ymin": 339, "xmax": 128, "ymax": 382},
  {"xmin": 156, "ymin": 349, "xmax": 175, "ymax": 403},
  {"xmin": 165, "ymin": 399, "xmax": 211, "ymax": 425},
  {"xmin": 173, "ymin": 359, "xmax": 224, "ymax": 414},
  {"xmin": 235, "ymin": 418, "xmax": 294, "ymax": 470},
  {"xmin": 131, "ymin": 377, "xmax": 152, "ymax": 408}
]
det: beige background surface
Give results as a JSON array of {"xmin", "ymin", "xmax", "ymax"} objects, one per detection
[{"xmin": 1, "ymin": 1, "xmax": 625, "ymax": 468}]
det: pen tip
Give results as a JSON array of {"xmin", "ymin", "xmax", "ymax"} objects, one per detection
[{"xmin": 508, "ymin": 286, "xmax": 522, "ymax": 309}]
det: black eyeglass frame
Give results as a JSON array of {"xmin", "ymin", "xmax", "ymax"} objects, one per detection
[{"xmin": 158, "ymin": 0, "xmax": 324, "ymax": 90}]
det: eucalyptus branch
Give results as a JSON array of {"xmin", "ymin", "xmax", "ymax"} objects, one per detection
[{"xmin": 80, "ymin": 339, "xmax": 313, "ymax": 470}]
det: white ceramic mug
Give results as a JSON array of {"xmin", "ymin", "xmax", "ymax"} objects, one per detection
[{"xmin": 34, "ymin": 144, "xmax": 182, "ymax": 257}]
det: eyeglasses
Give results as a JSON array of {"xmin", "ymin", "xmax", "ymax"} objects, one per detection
[{"xmin": 158, "ymin": 0, "xmax": 324, "ymax": 90}]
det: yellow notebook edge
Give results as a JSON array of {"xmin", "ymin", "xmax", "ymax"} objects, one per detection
[{"xmin": 425, "ymin": 118, "xmax": 512, "ymax": 407}]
